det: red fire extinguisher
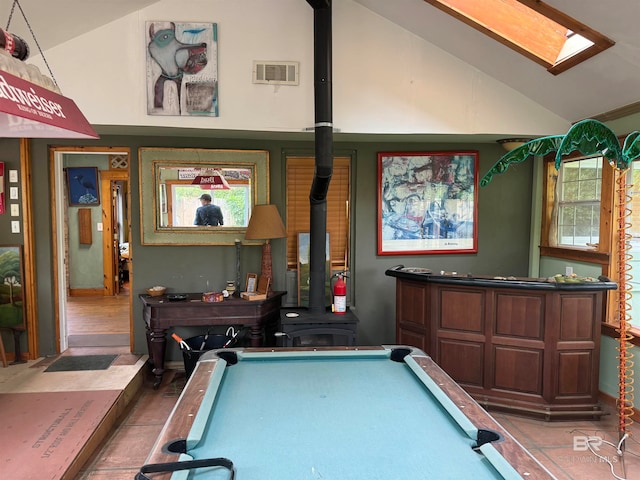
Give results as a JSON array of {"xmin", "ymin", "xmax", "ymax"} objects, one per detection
[{"xmin": 333, "ymin": 273, "xmax": 347, "ymax": 314}]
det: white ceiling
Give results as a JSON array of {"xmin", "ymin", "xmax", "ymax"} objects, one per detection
[
  {"xmin": 2, "ymin": 0, "xmax": 638, "ymax": 124},
  {"xmin": 0, "ymin": 0, "xmax": 159, "ymax": 52},
  {"xmin": 353, "ymin": 0, "xmax": 640, "ymax": 123}
]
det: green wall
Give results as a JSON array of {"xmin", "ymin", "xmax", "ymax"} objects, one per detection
[
  {"xmin": 17, "ymin": 134, "xmax": 534, "ymax": 360},
  {"xmin": 600, "ymin": 336, "xmax": 639, "ymax": 401},
  {"xmin": 11, "ymin": 132, "xmax": 634, "ymax": 399},
  {"xmin": 0, "ymin": 139, "xmax": 25, "ymax": 356},
  {"xmin": 64, "ymin": 154, "xmax": 108, "ymax": 290},
  {"xmin": 2, "ymin": 132, "xmax": 632, "ymax": 404}
]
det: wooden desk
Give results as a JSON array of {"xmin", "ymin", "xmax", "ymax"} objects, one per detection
[{"xmin": 139, "ymin": 291, "xmax": 285, "ymax": 388}]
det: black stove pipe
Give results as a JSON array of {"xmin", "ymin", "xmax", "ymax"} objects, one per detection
[{"xmin": 306, "ymin": 0, "xmax": 333, "ymax": 314}]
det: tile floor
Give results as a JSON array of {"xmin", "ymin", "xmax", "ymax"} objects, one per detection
[
  {"xmin": 2, "ymin": 348, "xmax": 640, "ymax": 479},
  {"xmin": 81, "ymin": 372, "xmax": 640, "ymax": 480},
  {"xmin": 492, "ymin": 409, "xmax": 640, "ymax": 480}
]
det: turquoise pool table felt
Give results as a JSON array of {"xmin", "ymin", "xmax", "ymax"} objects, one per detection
[{"xmin": 173, "ymin": 352, "xmax": 519, "ymax": 479}]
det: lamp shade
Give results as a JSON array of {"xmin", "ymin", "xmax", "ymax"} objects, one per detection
[
  {"xmin": 244, "ymin": 204, "xmax": 287, "ymax": 240},
  {"xmin": 497, "ymin": 138, "xmax": 531, "ymax": 152}
]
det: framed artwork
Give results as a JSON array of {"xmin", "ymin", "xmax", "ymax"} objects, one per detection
[
  {"xmin": 146, "ymin": 21, "xmax": 218, "ymax": 117},
  {"xmin": 65, "ymin": 167, "xmax": 100, "ymax": 206},
  {"xmin": 297, "ymin": 232, "xmax": 331, "ymax": 307},
  {"xmin": 377, "ymin": 151, "xmax": 478, "ymax": 255},
  {"xmin": 0, "ymin": 245, "xmax": 26, "ymax": 330}
]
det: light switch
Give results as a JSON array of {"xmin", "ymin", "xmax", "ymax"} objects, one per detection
[
  {"xmin": 9, "ymin": 169, "xmax": 18, "ymax": 183},
  {"xmin": 11, "ymin": 221, "xmax": 20, "ymax": 233},
  {"xmin": 97, "ymin": 222, "xmax": 103, "ymax": 231},
  {"xmin": 9, "ymin": 186, "xmax": 18, "ymax": 199},
  {"xmin": 10, "ymin": 204, "xmax": 19, "ymax": 216}
]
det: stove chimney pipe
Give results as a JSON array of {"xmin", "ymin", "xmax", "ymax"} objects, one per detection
[{"xmin": 306, "ymin": 0, "xmax": 333, "ymax": 314}]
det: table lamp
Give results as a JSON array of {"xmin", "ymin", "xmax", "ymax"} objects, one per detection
[{"xmin": 244, "ymin": 204, "xmax": 287, "ymax": 291}]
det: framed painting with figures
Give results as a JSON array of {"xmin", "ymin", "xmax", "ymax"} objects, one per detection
[{"xmin": 377, "ymin": 151, "xmax": 478, "ymax": 255}]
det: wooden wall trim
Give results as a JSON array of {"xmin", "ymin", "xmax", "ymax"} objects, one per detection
[
  {"xmin": 100, "ymin": 170, "xmax": 128, "ymax": 297},
  {"xmin": 48, "ymin": 147, "xmax": 61, "ymax": 353},
  {"xmin": 49, "ymin": 146, "xmax": 132, "ymax": 354},
  {"xmin": 69, "ymin": 288, "xmax": 105, "ymax": 297},
  {"xmin": 20, "ymin": 139, "xmax": 38, "ymax": 360},
  {"xmin": 599, "ymin": 389, "xmax": 640, "ymax": 421},
  {"xmin": 601, "ymin": 322, "xmax": 640, "ymax": 347}
]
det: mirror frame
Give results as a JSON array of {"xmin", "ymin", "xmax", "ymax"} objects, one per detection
[{"xmin": 139, "ymin": 147, "xmax": 270, "ymax": 245}]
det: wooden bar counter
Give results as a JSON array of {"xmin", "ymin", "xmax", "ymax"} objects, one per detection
[{"xmin": 385, "ymin": 266, "xmax": 617, "ymax": 420}]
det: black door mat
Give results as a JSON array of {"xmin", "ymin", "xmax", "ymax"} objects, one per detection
[{"xmin": 44, "ymin": 354, "xmax": 118, "ymax": 372}]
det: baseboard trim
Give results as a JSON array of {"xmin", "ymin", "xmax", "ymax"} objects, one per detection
[
  {"xmin": 599, "ymin": 390, "xmax": 640, "ymax": 421},
  {"xmin": 68, "ymin": 334, "xmax": 130, "ymax": 347},
  {"xmin": 69, "ymin": 288, "xmax": 105, "ymax": 297}
]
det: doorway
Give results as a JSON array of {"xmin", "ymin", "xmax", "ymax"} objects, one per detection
[{"xmin": 50, "ymin": 147, "xmax": 132, "ymax": 352}]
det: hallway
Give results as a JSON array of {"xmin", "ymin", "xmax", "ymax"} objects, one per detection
[{"xmin": 66, "ymin": 286, "xmax": 130, "ymax": 348}]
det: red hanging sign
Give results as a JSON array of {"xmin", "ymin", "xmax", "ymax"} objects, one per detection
[
  {"xmin": 0, "ymin": 70, "xmax": 98, "ymax": 138},
  {"xmin": 191, "ymin": 172, "xmax": 230, "ymax": 189}
]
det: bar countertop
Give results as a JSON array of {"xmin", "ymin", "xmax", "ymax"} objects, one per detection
[{"xmin": 385, "ymin": 265, "xmax": 618, "ymax": 291}]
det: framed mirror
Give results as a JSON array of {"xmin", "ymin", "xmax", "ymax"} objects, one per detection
[{"xmin": 139, "ymin": 147, "xmax": 270, "ymax": 245}]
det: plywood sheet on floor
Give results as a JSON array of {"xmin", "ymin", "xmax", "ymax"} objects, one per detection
[{"xmin": 0, "ymin": 390, "xmax": 120, "ymax": 479}]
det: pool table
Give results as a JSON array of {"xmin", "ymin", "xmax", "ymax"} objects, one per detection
[{"xmin": 136, "ymin": 347, "xmax": 555, "ymax": 479}]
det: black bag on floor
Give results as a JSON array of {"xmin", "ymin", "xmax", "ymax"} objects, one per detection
[{"xmin": 179, "ymin": 327, "xmax": 242, "ymax": 378}]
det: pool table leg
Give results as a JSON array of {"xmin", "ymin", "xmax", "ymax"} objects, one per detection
[{"xmin": 146, "ymin": 326, "xmax": 167, "ymax": 389}]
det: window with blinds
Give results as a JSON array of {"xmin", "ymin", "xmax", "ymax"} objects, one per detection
[{"xmin": 286, "ymin": 156, "xmax": 351, "ymax": 271}]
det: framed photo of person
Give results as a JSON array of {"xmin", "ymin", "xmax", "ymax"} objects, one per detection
[
  {"xmin": 245, "ymin": 273, "xmax": 258, "ymax": 293},
  {"xmin": 377, "ymin": 151, "xmax": 478, "ymax": 255}
]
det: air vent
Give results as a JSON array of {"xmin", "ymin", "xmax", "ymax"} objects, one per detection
[{"xmin": 253, "ymin": 61, "xmax": 299, "ymax": 85}]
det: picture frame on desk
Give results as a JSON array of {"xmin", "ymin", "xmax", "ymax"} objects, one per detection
[
  {"xmin": 241, "ymin": 275, "xmax": 269, "ymax": 301},
  {"xmin": 245, "ymin": 273, "xmax": 257, "ymax": 293}
]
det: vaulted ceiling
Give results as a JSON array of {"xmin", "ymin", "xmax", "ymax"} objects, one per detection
[{"xmin": 2, "ymin": 0, "xmax": 638, "ymax": 124}]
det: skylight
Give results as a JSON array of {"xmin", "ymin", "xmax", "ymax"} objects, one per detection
[{"xmin": 424, "ymin": 0, "xmax": 614, "ymax": 75}]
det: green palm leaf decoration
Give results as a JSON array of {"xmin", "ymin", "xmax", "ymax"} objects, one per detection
[
  {"xmin": 479, "ymin": 135, "xmax": 563, "ymax": 187},
  {"xmin": 622, "ymin": 131, "xmax": 640, "ymax": 164},
  {"xmin": 555, "ymin": 119, "xmax": 623, "ymax": 170},
  {"xmin": 481, "ymin": 119, "xmax": 638, "ymax": 187}
]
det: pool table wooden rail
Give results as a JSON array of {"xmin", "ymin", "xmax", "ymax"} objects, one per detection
[{"xmin": 413, "ymin": 355, "xmax": 556, "ymax": 479}]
